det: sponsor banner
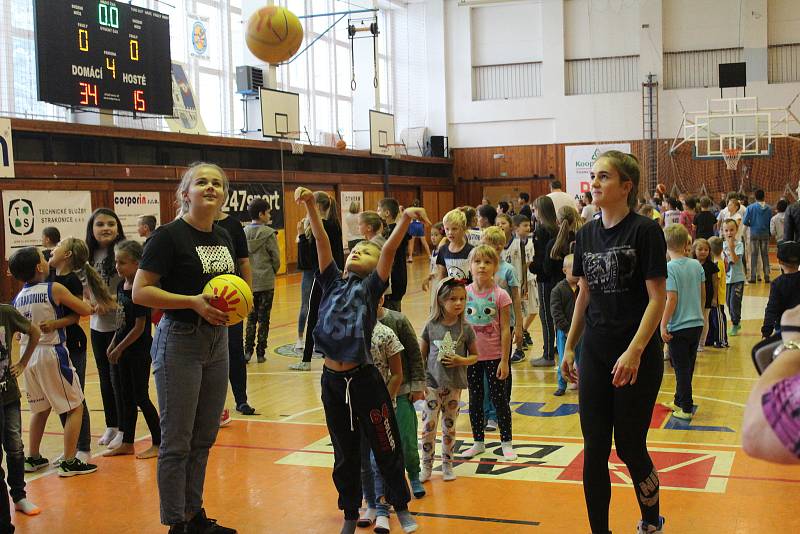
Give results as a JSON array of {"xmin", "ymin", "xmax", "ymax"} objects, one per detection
[
  {"xmin": 340, "ymin": 191, "xmax": 363, "ymax": 250},
  {"xmin": 564, "ymin": 143, "xmax": 631, "ymax": 199},
  {"xmin": 113, "ymin": 192, "xmax": 161, "ymax": 243},
  {"xmin": 3, "ymin": 190, "xmax": 91, "ymax": 259},
  {"xmin": 166, "ymin": 63, "xmax": 208, "ymax": 135},
  {"xmin": 222, "ymin": 183, "xmax": 286, "ymax": 275},
  {"xmin": 0, "ymin": 118, "xmax": 13, "ymax": 178},
  {"xmin": 278, "ymin": 435, "xmax": 734, "ymax": 493}
]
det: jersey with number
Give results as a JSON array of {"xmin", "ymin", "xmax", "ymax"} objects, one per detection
[{"xmin": 13, "ymin": 282, "xmax": 65, "ymax": 348}]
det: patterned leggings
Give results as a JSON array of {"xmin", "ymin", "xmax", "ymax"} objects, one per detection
[
  {"xmin": 245, "ymin": 289, "xmax": 275, "ymax": 359},
  {"xmin": 467, "ymin": 360, "xmax": 512, "ymax": 443},
  {"xmin": 420, "ymin": 387, "xmax": 462, "ymax": 468}
]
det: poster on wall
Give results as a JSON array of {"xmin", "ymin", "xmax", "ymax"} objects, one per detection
[
  {"xmin": 0, "ymin": 118, "xmax": 14, "ymax": 178},
  {"xmin": 113, "ymin": 192, "xmax": 161, "ymax": 243},
  {"xmin": 564, "ymin": 143, "xmax": 631, "ymax": 199},
  {"xmin": 188, "ymin": 14, "xmax": 210, "ymax": 60},
  {"xmin": 340, "ymin": 191, "xmax": 363, "ymax": 250},
  {"xmin": 165, "ymin": 63, "xmax": 208, "ymax": 136},
  {"xmin": 3, "ymin": 190, "xmax": 91, "ymax": 259},
  {"xmin": 222, "ymin": 183, "xmax": 286, "ymax": 274}
]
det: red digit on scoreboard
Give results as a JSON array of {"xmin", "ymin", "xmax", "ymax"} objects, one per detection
[
  {"xmin": 133, "ymin": 90, "xmax": 146, "ymax": 112},
  {"xmin": 79, "ymin": 82, "xmax": 98, "ymax": 105}
]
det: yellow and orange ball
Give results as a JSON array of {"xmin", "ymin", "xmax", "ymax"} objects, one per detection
[{"xmin": 245, "ymin": 6, "xmax": 303, "ymax": 64}]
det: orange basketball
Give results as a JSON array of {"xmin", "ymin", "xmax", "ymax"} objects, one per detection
[
  {"xmin": 245, "ymin": 6, "xmax": 303, "ymax": 64},
  {"xmin": 336, "ymin": 139, "xmax": 347, "ymax": 150},
  {"xmin": 656, "ymin": 183, "xmax": 666, "ymax": 195}
]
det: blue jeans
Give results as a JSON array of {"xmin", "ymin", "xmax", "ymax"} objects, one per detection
[
  {"xmin": 726, "ymin": 281, "xmax": 744, "ymax": 326},
  {"xmin": 556, "ymin": 330, "xmax": 582, "ymax": 391},
  {"xmin": 2, "ymin": 400, "xmax": 25, "ymax": 503},
  {"xmin": 152, "ymin": 316, "xmax": 229, "ymax": 526},
  {"xmin": 298, "ymin": 270, "xmax": 315, "ymax": 337},
  {"xmin": 369, "ymin": 452, "xmax": 390, "ymax": 517}
]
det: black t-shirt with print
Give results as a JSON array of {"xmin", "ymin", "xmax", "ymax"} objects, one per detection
[
  {"xmin": 115, "ymin": 281, "xmax": 152, "ymax": 354},
  {"xmin": 436, "ymin": 242, "xmax": 473, "ymax": 281},
  {"xmin": 140, "ymin": 218, "xmax": 236, "ymax": 323},
  {"xmin": 573, "ymin": 211, "xmax": 667, "ymax": 335},
  {"xmin": 700, "ymin": 260, "xmax": 719, "ymax": 309},
  {"xmin": 694, "ymin": 211, "xmax": 717, "ymax": 240},
  {"xmin": 55, "ymin": 272, "xmax": 87, "ymax": 353}
]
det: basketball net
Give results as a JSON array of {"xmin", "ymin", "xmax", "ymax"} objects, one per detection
[{"xmin": 722, "ymin": 147, "xmax": 742, "ymax": 171}]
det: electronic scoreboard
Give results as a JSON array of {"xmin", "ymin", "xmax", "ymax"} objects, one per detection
[{"xmin": 35, "ymin": 0, "xmax": 172, "ymax": 115}]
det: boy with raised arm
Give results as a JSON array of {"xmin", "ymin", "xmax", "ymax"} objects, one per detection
[{"xmin": 295, "ymin": 187, "xmax": 429, "ymax": 534}]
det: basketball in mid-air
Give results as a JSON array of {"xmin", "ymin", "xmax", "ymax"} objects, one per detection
[
  {"xmin": 245, "ymin": 6, "xmax": 303, "ymax": 64},
  {"xmin": 656, "ymin": 183, "xmax": 667, "ymax": 195},
  {"xmin": 203, "ymin": 274, "xmax": 253, "ymax": 326}
]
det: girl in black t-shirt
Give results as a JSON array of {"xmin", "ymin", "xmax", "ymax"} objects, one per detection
[
  {"xmin": 133, "ymin": 162, "xmax": 236, "ymax": 534},
  {"xmin": 563, "ymin": 151, "xmax": 668, "ymax": 534},
  {"xmin": 104, "ymin": 240, "xmax": 160, "ymax": 460},
  {"xmin": 529, "ymin": 195, "xmax": 558, "ymax": 367}
]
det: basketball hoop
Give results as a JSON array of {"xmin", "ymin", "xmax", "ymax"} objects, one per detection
[
  {"xmin": 279, "ymin": 131, "xmax": 303, "ymax": 155},
  {"xmin": 722, "ymin": 147, "xmax": 741, "ymax": 171},
  {"xmin": 386, "ymin": 142, "xmax": 406, "ymax": 159}
]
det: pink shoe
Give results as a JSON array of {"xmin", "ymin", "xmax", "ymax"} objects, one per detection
[{"xmin": 220, "ymin": 408, "xmax": 232, "ymax": 427}]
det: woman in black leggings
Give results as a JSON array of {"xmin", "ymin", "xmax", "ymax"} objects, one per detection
[
  {"xmin": 529, "ymin": 195, "xmax": 558, "ymax": 367},
  {"xmin": 562, "ymin": 151, "xmax": 668, "ymax": 534}
]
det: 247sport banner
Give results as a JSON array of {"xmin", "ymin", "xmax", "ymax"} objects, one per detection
[
  {"xmin": 3, "ymin": 190, "xmax": 92, "ymax": 259},
  {"xmin": 564, "ymin": 143, "xmax": 631, "ymax": 198}
]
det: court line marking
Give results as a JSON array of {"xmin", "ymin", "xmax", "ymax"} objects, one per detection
[
  {"xmin": 280, "ymin": 405, "xmax": 324, "ymax": 421},
  {"xmin": 658, "ymin": 390, "xmax": 746, "ymax": 408},
  {"xmin": 410, "ymin": 511, "xmax": 539, "ymax": 527},
  {"xmin": 228, "ymin": 417, "xmax": 745, "ymax": 449}
]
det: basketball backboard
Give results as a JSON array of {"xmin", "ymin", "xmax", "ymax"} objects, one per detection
[
  {"xmin": 671, "ymin": 96, "xmax": 800, "ymax": 164},
  {"xmin": 369, "ymin": 110, "xmax": 395, "ymax": 157},
  {"xmin": 260, "ymin": 88, "xmax": 300, "ymax": 140}
]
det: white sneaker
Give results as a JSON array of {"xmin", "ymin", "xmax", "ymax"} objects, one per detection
[
  {"xmin": 374, "ymin": 515, "xmax": 390, "ymax": 533},
  {"xmin": 107, "ymin": 432, "xmax": 124, "ymax": 450},
  {"xmin": 357, "ymin": 508, "xmax": 377, "ymax": 528},
  {"xmin": 288, "ymin": 361, "xmax": 311, "ymax": 371},
  {"xmin": 567, "ymin": 382, "xmax": 578, "ymax": 391},
  {"xmin": 98, "ymin": 427, "xmax": 118, "ymax": 446},
  {"xmin": 419, "ymin": 466, "xmax": 431, "ymax": 482},
  {"xmin": 442, "ymin": 463, "xmax": 456, "ymax": 481},
  {"xmin": 460, "ymin": 442, "xmax": 485, "ymax": 458},
  {"xmin": 14, "ymin": 498, "xmax": 41, "ymax": 516},
  {"xmin": 501, "ymin": 441, "xmax": 517, "ymax": 461},
  {"xmin": 52, "ymin": 453, "xmax": 64, "ymax": 467},
  {"xmin": 76, "ymin": 450, "xmax": 91, "ymax": 463},
  {"xmin": 294, "ymin": 338, "xmax": 305, "ymax": 353},
  {"xmin": 484, "ymin": 419, "xmax": 498, "ymax": 431}
]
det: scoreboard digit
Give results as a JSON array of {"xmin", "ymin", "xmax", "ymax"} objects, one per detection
[{"xmin": 35, "ymin": 0, "xmax": 172, "ymax": 115}]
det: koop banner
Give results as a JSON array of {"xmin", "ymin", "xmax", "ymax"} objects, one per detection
[{"xmin": 564, "ymin": 143, "xmax": 631, "ymax": 198}]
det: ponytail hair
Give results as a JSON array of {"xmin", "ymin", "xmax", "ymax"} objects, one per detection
[
  {"xmin": 59, "ymin": 237, "xmax": 114, "ymax": 308},
  {"xmin": 550, "ymin": 205, "xmax": 581, "ymax": 260}
]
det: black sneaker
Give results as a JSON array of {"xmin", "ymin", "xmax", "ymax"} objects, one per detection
[
  {"xmin": 244, "ymin": 351, "xmax": 253, "ymax": 363},
  {"xmin": 510, "ymin": 349, "xmax": 526, "ymax": 364},
  {"xmin": 24, "ymin": 455, "xmax": 49, "ymax": 473},
  {"xmin": 256, "ymin": 354, "xmax": 266, "ymax": 363},
  {"xmin": 169, "ymin": 523, "xmax": 189, "ymax": 534},
  {"xmin": 58, "ymin": 457, "xmax": 97, "ymax": 477},
  {"xmin": 187, "ymin": 509, "xmax": 236, "ymax": 534},
  {"xmin": 522, "ymin": 331, "xmax": 533, "ymax": 347},
  {"xmin": 235, "ymin": 403, "xmax": 256, "ymax": 416}
]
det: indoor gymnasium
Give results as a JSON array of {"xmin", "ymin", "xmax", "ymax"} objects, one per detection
[{"xmin": 0, "ymin": 0, "xmax": 799, "ymax": 533}]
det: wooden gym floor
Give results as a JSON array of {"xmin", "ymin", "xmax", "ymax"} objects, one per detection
[{"xmin": 15, "ymin": 259, "xmax": 800, "ymax": 533}]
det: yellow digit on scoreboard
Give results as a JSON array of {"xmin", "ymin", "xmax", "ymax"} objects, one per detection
[
  {"xmin": 78, "ymin": 28, "xmax": 89, "ymax": 51},
  {"xmin": 106, "ymin": 57, "xmax": 116, "ymax": 79},
  {"xmin": 130, "ymin": 39, "xmax": 139, "ymax": 61}
]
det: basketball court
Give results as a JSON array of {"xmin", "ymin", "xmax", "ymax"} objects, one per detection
[
  {"xmin": 2, "ymin": 0, "xmax": 800, "ymax": 533},
  {"xmin": 16, "ymin": 264, "xmax": 800, "ymax": 533}
]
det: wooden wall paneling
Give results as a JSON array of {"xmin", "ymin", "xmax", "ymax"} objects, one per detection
[
  {"xmin": 421, "ymin": 191, "xmax": 439, "ymax": 225},
  {"xmin": 363, "ymin": 191, "xmax": 384, "ymax": 214},
  {"xmin": 437, "ymin": 191, "xmax": 454, "ymax": 221}
]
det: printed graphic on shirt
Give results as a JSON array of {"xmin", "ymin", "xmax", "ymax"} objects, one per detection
[
  {"xmin": 583, "ymin": 246, "xmax": 638, "ymax": 293},
  {"xmin": 465, "ymin": 291, "xmax": 497, "ymax": 334},
  {"xmin": 196, "ymin": 245, "xmax": 235, "ymax": 274},
  {"xmin": 433, "ymin": 331, "xmax": 457, "ymax": 362},
  {"xmin": 321, "ymin": 300, "xmax": 367, "ymax": 341},
  {"xmin": 443, "ymin": 258, "xmax": 471, "ymax": 280}
]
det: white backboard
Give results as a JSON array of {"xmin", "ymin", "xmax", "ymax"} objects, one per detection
[
  {"xmin": 369, "ymin": 110, "xmax": 395, "ymax": 157},
  {"xmin": 261, "ymin": 88, "xmax": 300, "ymax": 140}
]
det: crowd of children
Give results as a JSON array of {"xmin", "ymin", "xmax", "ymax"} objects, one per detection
[{"xmin": 2, "ymin": 162, "xmax": 797, "ymax": 534}]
